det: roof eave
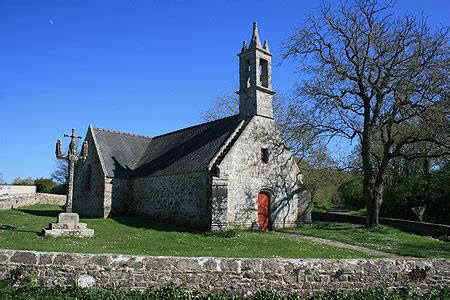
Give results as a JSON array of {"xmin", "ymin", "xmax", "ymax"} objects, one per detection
[
  {"xmin": 207, "ymin": 118, "xmax": 248, "ymax": 171},
  {"xmin": 89, "ymin": 125, "xmax": 108, "ymax": 177}
]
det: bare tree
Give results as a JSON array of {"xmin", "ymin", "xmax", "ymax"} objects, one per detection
[
  {"xmin": 12, "ymin": 176, "xmax": 35, "ymax": 185},
  {"xmin": 201, "ymin": 91, "xmax": 239, "ymax": 122},
  {"xmin": 282, "ymin": 0, "xmax": 449, "ymax": 227},
  {"xmin": 51, "ymin": 159, "xmax": 68, "ymax": 185},
  {"xmin": 202, "ymin": 90, "xmax": 333, "ymax": 165},
  {"xmin": 0, "ymin": 172, "xmax": 5, "ymax": 184}
]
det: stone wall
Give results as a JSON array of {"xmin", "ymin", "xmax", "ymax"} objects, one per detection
[
  {"xmin": 218, "ymin": 116, "xmax": 308, "ymax": 229},
  {"xmin": 0, "ymin": 250, "xmax": 448, "ymax": 295},
  {"xmin": 131, "ymin": 171, "xmax": 210, "ymax": 228},
  {"xmin": 0, "ymin": 193, "xmax": 65, "ymax": 210},
  {"xmin": 0, "ymin": 185, "xmax": 36, "ymax": 196},
  {"xmin": 104, "ymin": 178, "xmax": 131, "ymax": 217},
  {"xmin": 73, "ymin": 128, "xmax": 107, "ymax": 218}
]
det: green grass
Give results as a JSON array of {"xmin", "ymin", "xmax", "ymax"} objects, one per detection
[
  {"xmin": 284, "ymin": 221, "xmax": 450, "ymax": 258},
  {"xmin": 0, "ymin": 204, "xmax": 372, "ymax": 259},
  {"xmin": 348, "ymin": 208, "xmax": 367, "ymax": 216}
]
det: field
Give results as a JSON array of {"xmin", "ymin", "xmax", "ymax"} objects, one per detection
[
  {"xmin": 283, "ymin": 221, "xmax": 450, "ymax": 258},
  {"xmin": 0, "ymin": 204, "xmax": 371, "ymax": 259}
]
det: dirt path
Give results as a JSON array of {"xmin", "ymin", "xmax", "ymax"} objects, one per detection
[{"xmin": 277, "ymin": 231, "xmax": 406, "ymax": 258}]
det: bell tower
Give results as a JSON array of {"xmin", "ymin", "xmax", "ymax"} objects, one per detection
[{"xmin": 238, "ymin": 22, "xmax": 275, "ymax": 119}]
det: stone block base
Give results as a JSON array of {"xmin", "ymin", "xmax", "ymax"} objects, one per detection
[{"xmin": 42, "ymin": 213, "xmax": 94, "ymax": 237}]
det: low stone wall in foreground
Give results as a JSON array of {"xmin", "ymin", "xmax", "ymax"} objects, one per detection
[
  {"xmin": 0, "ymin": 193, "xmax": 66, "ymax": 210},
  {"xmin": 0, "ymin": 250, "xmax": 448, "ymax": 295}
]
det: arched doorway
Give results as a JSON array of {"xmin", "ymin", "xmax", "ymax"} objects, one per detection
[{"xmin": 258, "ymin": 191, "xmax": 270, "ymax": 231}]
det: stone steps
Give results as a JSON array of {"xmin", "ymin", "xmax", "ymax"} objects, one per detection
[
  {"xmin": 48, "ymin": 222, "xmax": 88, "ymax": 230},
  {"xmin": 42, "ymin": 212, "xmax": 95, "ymax": 238}
]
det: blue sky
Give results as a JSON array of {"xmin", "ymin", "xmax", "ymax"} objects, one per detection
[{"xmin": 0, "ymin": 0, "xmax": 448, "ymax": 183}]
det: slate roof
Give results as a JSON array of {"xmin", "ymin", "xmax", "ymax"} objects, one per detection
[
  {"xmin": 92, "ymin": 115, "xmax": 243, "ymax": 179},
  {"xmin": 93, "ymin": 128, "xmax": 151, "ymax": 179}
]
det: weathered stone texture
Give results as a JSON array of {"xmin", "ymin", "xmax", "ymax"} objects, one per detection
[
  {"xmin": 0, "ymin": 250, "xmax": 448, "ymax": 295},
  {"xmin": 0, "ymin": 193, "xmax": 65, "ymax": 211},
  {"xmin": 104, "ymin": 178, "xmax": 130, "ymax": 216},
  {"xmin": 43, "ymin": 212, "xmax": 94, "ymax": 237},
  {"xmin": 210, "ymin": 177, "xmax": 228, "ymax": 229},
  {"xmin": 73, "ymin": 129, "xmax": 106, "ymax": 217},
  {"xmin": 218, "ymin": 116, "xmax": 307, "ymax": 229},
  {"xmin": 131, "ymin": 172, "xmax": 210, "ymax": 228}
]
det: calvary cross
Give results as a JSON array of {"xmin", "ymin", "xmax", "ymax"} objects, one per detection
[{"xmin": 56, "ymin": 128, "xmax": 88, "ymax": 213}]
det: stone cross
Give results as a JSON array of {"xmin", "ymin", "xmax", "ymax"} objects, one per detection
[{"xmin": 56, "ymin": 128, "xmax": 88, "ymax": 213}]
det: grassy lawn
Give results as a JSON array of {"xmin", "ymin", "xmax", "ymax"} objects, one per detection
[
  {"xmin": 0, "ymin": 204, "xmax": 373, "ymax": 259},
  {"xmin": 284, "ymin": 221, "xmax": 450, "ymax": 258}
]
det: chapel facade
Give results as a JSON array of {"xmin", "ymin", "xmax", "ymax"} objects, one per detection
[{"xmin": 73, "ymin": 23, "xmax": 312, "ymax": 230}]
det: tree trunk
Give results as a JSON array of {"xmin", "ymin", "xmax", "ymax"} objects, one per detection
[
  {"xmin": 366, "ymin": 183, "xmax": 383, "ymax": 228},
  {"xmin": 364, "ymin": 184, "xmax": 376, "ymax": 227}
]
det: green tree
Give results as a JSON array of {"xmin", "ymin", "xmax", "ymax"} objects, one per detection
[
  {"xmin": 282, "ymin": 0, "xmax": 449, "ymax": 227},
  {"xmin": 34, "ymin": 178, "xmax": 57, "ymax": 193},
  {"xmin": 338, "ymin": 176, "xmax": 365, "ymax": 210}
]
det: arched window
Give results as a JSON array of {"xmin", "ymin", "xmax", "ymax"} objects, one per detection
[
  {"xmin": 85, "ymin": 164, "xmax": 92, "ymax": 192},
  {"xmin": 259, "ymin": 58, "xmax": 268, "ymax": 87}
]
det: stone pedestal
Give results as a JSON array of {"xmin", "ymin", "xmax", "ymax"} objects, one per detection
[{"xmin": 42, "ymin": 213, "xmax": 94, "ymax": 237}]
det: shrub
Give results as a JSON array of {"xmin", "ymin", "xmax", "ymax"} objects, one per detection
[
  {"xmin": 381, "ymin": 166, "xmax": 450, "ymax": 224},
  {"xmin": 34, "ymin": 178, "xmax": 57, "ymax": 193},
  {"xmin": 50, "ymin": 184, "xmax": 67, "ymax": 195}
]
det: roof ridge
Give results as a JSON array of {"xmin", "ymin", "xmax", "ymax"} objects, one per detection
[
  {"xmin": 152, "ymin": 115, "xmax": 239, "ymax": 139},
  {"xmin": 94, "ymin": 127, "xmax": 152, "ymax": 139}
]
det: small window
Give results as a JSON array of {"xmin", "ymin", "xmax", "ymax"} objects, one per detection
[
  {"xmin": 261, "ymin": 148, "xmax": 269, "ymax": 163},
  {"xmin": 259, "ymin": 58, "xmax": 268, "ymax": 88},
  {"xmin": 246, "ymin": 59, "xmax": 252, "ymax": 88}
]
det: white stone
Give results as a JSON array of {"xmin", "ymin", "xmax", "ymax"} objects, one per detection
[
  {"xmin": 58, "ymin": 212, "xmax": 79, "ymax": 223},
  {"xmin": 77, "ymin": 275, "xmax": 95, "ymax": 288}
]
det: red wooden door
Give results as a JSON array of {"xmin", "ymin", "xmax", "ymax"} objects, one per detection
[{"xmin": 258, "ymin": 192, "xmax": 269, "ymax": 231}]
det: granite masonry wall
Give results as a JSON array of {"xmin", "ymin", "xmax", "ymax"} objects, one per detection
[
  {"xmin": 0, "ymin": 250, "xmax": 448, "ymax": 295},
  {"xmin": 131, "ymin": 171, "xmax": 211, "ymax": 228},
  {"xmin": 73, "ymin": 129, "xmax": 106, "ymax": 218},
  {"xmin": 0, "ymin": 193, "xmax": 65, "ymax": 210},
  {"xmin": 104, "ymin": 178, "xmax": 131, "ymax": 217},
  {"xmin": 218, "ymin": 116, "xmax": 309, "ymax": 229}
]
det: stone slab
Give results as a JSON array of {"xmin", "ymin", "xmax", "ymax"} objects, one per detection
[
  {"xmin": 42, "ymin": 228, "xmax": 94, "ymax": 238},
  {"xmin": 57, "ymin": 213, "xmax": 79, "ymax": 223},
  {"xmin": 50, "ymin": 222, "xmax": 87, "ymax": 230}
]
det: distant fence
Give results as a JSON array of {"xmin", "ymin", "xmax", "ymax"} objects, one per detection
[
  {"xmin": 312, "ymin": 212, "xmax": 450, "ymax": 237},
  {"xmin": 0, "ymin": 193, "xmax": 65, "ymax": 210}
]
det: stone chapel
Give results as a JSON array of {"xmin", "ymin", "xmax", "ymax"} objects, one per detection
[{"xmin": 73, "ymin": 23, "xmax": 312, "ymax": 230}]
